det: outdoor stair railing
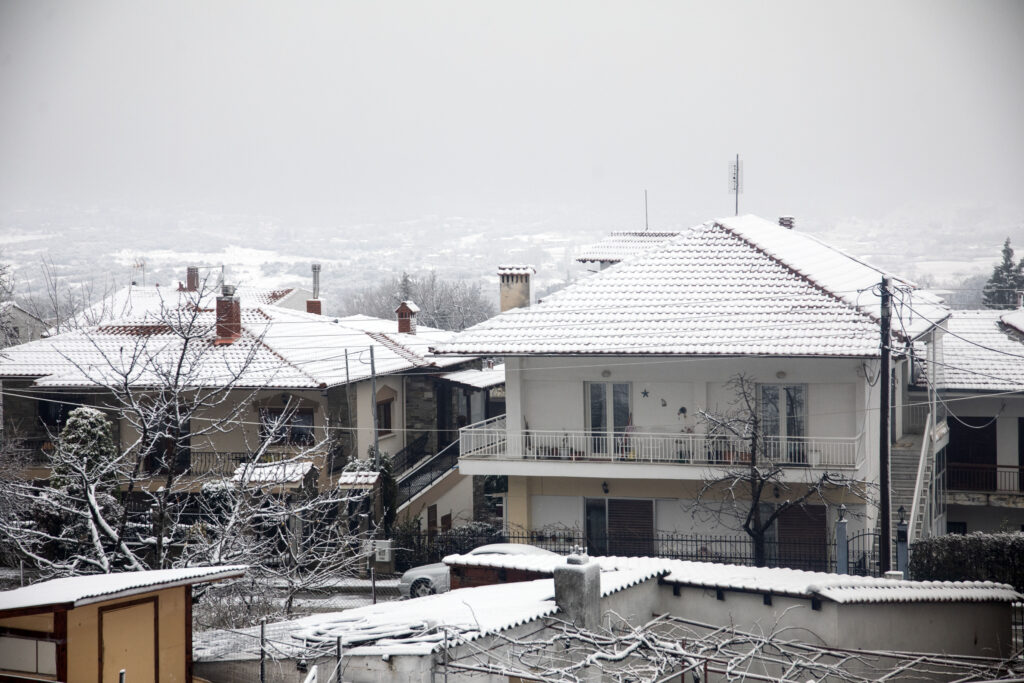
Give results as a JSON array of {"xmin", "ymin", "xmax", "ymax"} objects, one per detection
[{"xmin": 396, "ymin": 439, "xmax": 461, "ymax": 508}]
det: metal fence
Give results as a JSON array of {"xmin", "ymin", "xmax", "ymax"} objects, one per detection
[{"xmin": 389, "ymin": 529, "xmax": 873, "ymax": 575}]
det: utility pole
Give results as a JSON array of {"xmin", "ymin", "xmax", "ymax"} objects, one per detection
[{"xmin": 879, "ymin": 277, "xmax": 892, "ymax": 572}]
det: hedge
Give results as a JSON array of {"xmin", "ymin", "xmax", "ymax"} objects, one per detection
[{"xmin": 909, "ymin": 532, "xmax": 1024, "ymax": 590}]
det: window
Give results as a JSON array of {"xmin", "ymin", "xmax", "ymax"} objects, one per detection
[
  {"xmin": 585, "ymin": 382, "xmax": 631, "ymax": 455},
  {"xmin": 758, "ymin": 384, "xmax": 807, "ymax": 463},
  {"xmin": 260, "ymin": 408, "xmax": 315, "ymax": 446},
  {"xmin": 375, "ymin": 385, "xmax": 397, "ymax": 437}
]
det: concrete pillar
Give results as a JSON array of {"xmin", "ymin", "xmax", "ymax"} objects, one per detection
[
  {"xmin": 836, "ymin": 508, "xmax": 848, "ymax": 575},
  {"xmin": 506, "ymin": 476, "xmax": 530, "ymax": 531},
  {"xmin": 554, "ymin": 555, "xmax": 600, "ymax": 631}
]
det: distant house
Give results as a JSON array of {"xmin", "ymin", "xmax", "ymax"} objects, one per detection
[
  {"xmin": 0, "ymin": 284, "xmax": 494, "ymax": 524},
  {"xmin": 576, "ymin": 229, "xmax": 684, "ymax": 270},
  {"xmin": 437, "ymin": 215, "xmax": 951, "ymax": 569},
  {"xmin": 0, "ymin": 565, "xmax": 245, "ymax": 682},
  {"xmin": 926, "ymin": 307, "xmax": 1024, "ymax": 533},
  {"xmin": 0, "ymin": 301, "xmax": 48, "ymax": 347}
]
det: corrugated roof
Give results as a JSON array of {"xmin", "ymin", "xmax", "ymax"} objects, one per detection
[
  {"xmin": 442, "ymin": 554, "xmax": 1020, "ymax": 605},
  {"xmin": 0, "ymin": 305, "xmax": 470, "ymax": 390},
  {"xmin": 936, "ymin": 309, "xmax": 1024, "ymax": 392},
  {"xmin": 0, "ymin": 566, "xmax": 247, "ymax": 612},
  {"xmin": 194, "ymin": 565, "xmax": 662, "ymax": 662},
  {"xmin": 436, "ymin": 216, "xmax": 948, "ymax": 358},
  {"xmin": 440, "ymin": 363, "xmax": 506, "ymax": 389}
]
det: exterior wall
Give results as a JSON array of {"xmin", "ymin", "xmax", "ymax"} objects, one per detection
[
  {"xmin": 0, "ymin": 612, "xmax": 54, "ymax": 632},
  {"xmin": 947, "ymin": 503, "xmax": 1024, "ymax": 532},
  {"xmin": 945, "ymin": 394, "xmax": 1024, "ymax": 469},
  {"xmin": 399, "ymin": 470, "xmax": 475, "ymax": 530},
  {"xmin": 66, "ymin": 585, "xmax": 188, "ymax": 683},
  {"xmin": 513, "ymin": 475, "xmax": 869, "ymax": 537},
  {"xmin": 404, "ymin": 374, "xmax": 439, "ymax": 455},
  {"xmin": 356, "ymin": 375, "xmax": 406, "ymax": 460}
]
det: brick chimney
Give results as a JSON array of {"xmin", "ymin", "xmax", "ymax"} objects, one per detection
[
  {"xmin": 396, "ymin": 300, "xmax": 419, "ymax": 334},
  {"xmin": 778, "ymin": 216, "xmax": 795, "ymax": 229},
  {"xmin": 498, "ymin": 265, "xmax": 535, "ymax": 312},
  {"xmin": 307, "ymin": 263, "xmax": 322, "ymax": 314},
  {"xmin": 215, "ymin": 285, "xmax": 241, "ymax": 344},
  {"xmin": 186, "ymin": 266, "xmax": 199, "ymax": 292}
]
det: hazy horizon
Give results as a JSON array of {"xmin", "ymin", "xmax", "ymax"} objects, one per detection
[{"xmin": 2, "ymin": 1, "xmax": 1023, "ymax": 231}]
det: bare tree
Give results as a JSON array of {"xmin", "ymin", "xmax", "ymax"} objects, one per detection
[
  {"xmin": 693, "ymin": 374, "xmax": 871, "ymax": 567},
  {"xmin": 342, "ymin": 271, "xmax": 495, "ymax": 330},
  {"xmin": 2, "ymin": 283, "xmax": 376, "ymax": 619}
]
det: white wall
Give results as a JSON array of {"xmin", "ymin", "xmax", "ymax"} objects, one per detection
[{"xmin": 355, "ymin": 375, "xmax": 406, "ymax": 460}]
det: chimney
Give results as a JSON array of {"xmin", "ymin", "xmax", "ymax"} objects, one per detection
[
  {"xmin": 498, "ymin": 265, "xmax": 535, "ymax": 312},
  {"xmin": 553, "ymin": 554, "xmax": 600, "ymax": 631},
  {"xmin": 778, "ymin": 216, "xmax": 795, "ymax": 230},
  {"xmin": 186, "ymin": 266, "xmax": 199, "ymax": 292},
  {"xmin": 306, "ymin": 263, "xmax": 323, "ymax": 315},
  {"xmin": 215, "ymin": 285, "xmax": 241, "ymax": 344},
  {"xmin": 396, "ymin": 301, "xmax": 419, "ymax": 334}
]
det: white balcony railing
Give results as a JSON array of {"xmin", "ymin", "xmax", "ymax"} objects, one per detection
[{"xmin": 460, "ymin": 419, "xmax": 859, "ymax": 469}]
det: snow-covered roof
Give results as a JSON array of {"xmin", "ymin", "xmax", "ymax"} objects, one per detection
[
  {"xmin": 936, "ymin": 309, "xmax": 1024, "ymax": 392},
  {"xmin": 0, "ymin": 304, "xmax": 471, "ymax": 390},
  {"xmin": 436, "ymin": 216, "xmax": 949, "ymax": 358},
  {"xmin": 336, "ymin": 471, "xmax": 380, "ymax": 486},
  {"xmin": 0, "ymin": 300, "xmax": 46, "ymax": 324},
  {"xmin": 194, "ymin": 566, "xmax": 662, "ymax": 662},
  {"xmin": 70, "ymin": 283, "xmax": 309, "ymax": 329},
  {"xmin": 232, "ymin": 461, "xmax": 314, "ymax": 485},
  {"xmin": 577, "ymin": 230, "xmax": 684, "ymax": 264},
  {"xmin": 442, "ymin": 554, "xmax": 1020, "ymax": 605},
  {"xmin": 0, "ymin": 566, "xmax": 247, "ymax": 612},
  {"xmin": 440, "ymin": 363, "xmax": 505, "ymax": 389}
]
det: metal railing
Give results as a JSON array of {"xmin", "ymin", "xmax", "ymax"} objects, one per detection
[
  {"xmin": 907, "ymin": 417, "xmax": 932, "ymax": 544},
  {"xmin": 396, "ymin": 440, "xmax": 461, "ymax": 508},
  {"xmin": 947, "ymin": 463, "xmax": 1024, "ymax": 493},
  {"xmin": 392, "ymin": 529, "xmax": 849, "ymax": 575},
  {"xmin": 460, "ymin": 421, "xmax": 859, "ymax": 469},
  {"xmin": 4, "ymin": 436, "xmax": 55, "ymax": 465},
  {"xmin": 390, "ymin": 432, "xmax": 430, "ymax": 478}
]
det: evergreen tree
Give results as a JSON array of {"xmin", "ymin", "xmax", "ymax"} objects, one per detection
[
  {"xmin": 982, "ymin": 238, "xmax": 1024, "ymax": 309},
  {"xmin": 51, "ymin": 406, "xmax": 118, "ymax": 492}
]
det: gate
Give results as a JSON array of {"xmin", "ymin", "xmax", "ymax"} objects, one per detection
[{"xmin": 846, "ymin": 530, "xmax": 881, "ymax": 577}]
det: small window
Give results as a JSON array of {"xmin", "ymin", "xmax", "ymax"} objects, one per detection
[
  {"xmin": 260, "ymin": 409, "xmax": 315, "ymax": 446},
  {"xmin": 376, "ymin": 398, "xmax": 393, "ymax": 435}
]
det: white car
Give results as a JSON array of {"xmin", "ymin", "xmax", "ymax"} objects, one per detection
[{"xmin": 398, "ymin": 543, "xmax": 558, "ymax": 598}]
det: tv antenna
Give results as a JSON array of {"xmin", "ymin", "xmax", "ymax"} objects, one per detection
[
  {"xmin": 729, "ymin": 154, "xmax": 743, "ymax": 216},
  {"xmin": 644, "ymin": 189, "xmax": 649, "ymax": 231},
  {"xmin": 133, "ymin": 258, "xmax": 146, "ymax": 286}
]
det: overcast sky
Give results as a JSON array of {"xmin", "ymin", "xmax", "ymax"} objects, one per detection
[{"xmin": 1, "ymin": 1, "xmax": 1022, "ymax": 228}]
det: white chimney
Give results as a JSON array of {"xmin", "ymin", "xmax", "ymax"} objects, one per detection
[{"xmin": 553, "ymin": 554, "xmax": 600, "ymax": 631}]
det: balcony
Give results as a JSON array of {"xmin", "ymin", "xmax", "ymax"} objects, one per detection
[
  {"xmin": 459, "ymin": 415, "xmax": 860, "ymax": 478},
  {"xmin": 947, "ymin": 464, "xmax": 1024, "ymax": 505}
]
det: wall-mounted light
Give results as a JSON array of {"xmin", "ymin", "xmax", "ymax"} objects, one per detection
[
  {"xmin": 601, "ymin": 369, "xmax": 611, "ymax": 378},
  {"xmin": 898, "ymin": 505, "xmax": 906, "ymax": 525},
  {"xmin": 775, "ymin": 371, "xmax": 787, "ymax": 380},
  {"xmin": 602, "ymin": 481, "xmax": 609, "ymax": 494},
  {"xmin": 773, "ymin": 485, "xmax": 780, "ymax": 499},
  {"xmin": 660, "ymin": 398, "xmax": 667, "ymax": 407},
  {"xmin": 838, "ymin": 503, "xmax": 846, "ymax": 521}
]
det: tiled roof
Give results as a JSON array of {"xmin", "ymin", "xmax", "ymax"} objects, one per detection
[
  {"xmin": 437, "ymin": 216, "xmax": 947, "ymax": 358},
  {"xmin": 70, "ymin": 284, "xmax": 308, "ymax": 329},
  {"xmin": 936, "ymin": 309, "xmax": 1024, "ymax": 392},
  {"xmin": 442, "ymin": 554, "xmax": 1020, "ymax": 605},
  {"xmin": 194, "ymin": 566, "xmax": 663, "ymax": 661},
  {"xmin": 0, "ymin": 304, "xmax": 469, "ymax": 390},
  {"xmin": 0, "ymin": 566, "xmax": 247, "ymax": 612},
  {"xmin": 577, "ymin": 230, "xmax": 684, "ymax": 264}
]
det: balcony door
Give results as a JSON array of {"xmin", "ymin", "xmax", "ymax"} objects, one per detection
[
  {"xmin": 585, "ymin": 382, "xmax": 631, "ymax": 456},
  {"xmin": 759, "ymin": 384, "xmax": 807, "ymax": 464}
]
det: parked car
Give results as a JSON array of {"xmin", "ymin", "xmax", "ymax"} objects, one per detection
[{"xmin": 398, "ymin": 543, "xmax": 558, "ymax": 598}]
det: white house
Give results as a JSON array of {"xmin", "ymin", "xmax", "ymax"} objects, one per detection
[
  {"xmin": 931, "ymin": 307, "xmax": 1024, "ymax": 533},
  {"xmin": 436, "ymin": 215, "xmax": 950, "ymax": 568}
]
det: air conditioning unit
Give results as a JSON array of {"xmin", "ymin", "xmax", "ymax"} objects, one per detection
[{"xmin": 375, "ymin": 540, "xmax": 393, "ymax": 562}]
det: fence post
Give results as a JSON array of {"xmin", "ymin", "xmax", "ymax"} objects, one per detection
[
  {"xmin": 336, "ymin": 635, "xmax": 343, "ymax": 683},
  {"xmin": 836, "ymin": 506, "xmax": 848, "ymax": 575},
  {"xmin": 896, "ymin": 507, "xmax": 909, "ymax": 575},
  {"xmin": 260, "ymin": 617, "xmax": 267, "ymax": 683},
  {"xmin": 371, "ymin": 565, "xmax": 377, "ymax": 605}
]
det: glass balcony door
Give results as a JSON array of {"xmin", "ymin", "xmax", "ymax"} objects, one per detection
[
  {"xmin": 759, "ymin": 384, "xmax": 807, "ymax": 463},
  {"xmin": 586, "ymin": 382, "xmax": 631, "ymax": 456}
]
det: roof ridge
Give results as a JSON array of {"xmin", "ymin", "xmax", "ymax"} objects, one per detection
[{"xmin": 365, "ymin": 331, "xmax": 429, "ymax": 367}]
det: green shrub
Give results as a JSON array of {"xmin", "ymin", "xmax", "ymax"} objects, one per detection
[{"xmin": 910, "ymin": 532, "xmax": 1024, "ymax": 590}]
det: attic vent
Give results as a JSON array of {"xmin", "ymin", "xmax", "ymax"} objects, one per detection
[{"xmin": 778, "ymin": 216, "xmax": 795, "ymax": 229}]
